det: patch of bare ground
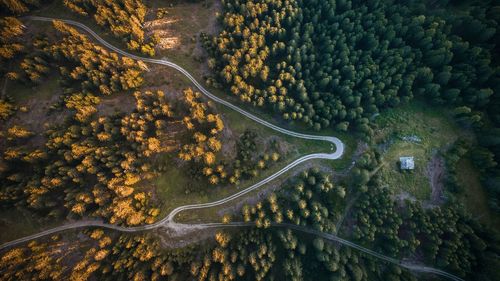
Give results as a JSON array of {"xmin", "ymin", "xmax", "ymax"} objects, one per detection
[
  {"xmin": 143, "ymin": 63, "xmax": 189, "ymax": 93},
  {"xmin": 155, "ymin": 225, "xmax": 217, "ymax": 249},
  {"xmin": 1, "ymin": 62, "xmax": 11, "ymax": 98},
  {"xmin": 144, "ymin": 0, "xmax": 221, "ymax": 80},
  {"xmin": 219, "ymin": 116, "xmax": 237, "ymax": 158},
  {"xmin": 23, "ymin": 19, "xmax": 61, "ymax": 43},
  {"xmin": 268, "ymin": 135, "xmax": 293, "ymax": 156},
  {"xmin": 423, "ymin": 154, "xmax": 445, "ymax": 208},
  {"xmin": 57, "ymin": 230, "xmax": 99, "ymax": 272},
  {"xmin": 392, "ymin": 191, "xmax": 417, "ymax": 204},
  {"xmin": 145, "ymin": 18, "xmax": 181, "ymax": 50},
  {"xmin": 145, "ymin": 0, "xmax": 220, "ymax": 49},
  {"xmin": 96, "ymin": 93, "xmax": 136, "ymax": 116}
]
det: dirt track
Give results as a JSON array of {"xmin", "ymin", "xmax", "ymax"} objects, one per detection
[{"xmin": 426, "ymin": 154, "xmax": 445, "ymax": 206}]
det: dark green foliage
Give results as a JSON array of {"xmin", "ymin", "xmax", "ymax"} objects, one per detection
[
  {"xmin": 443, "ymin": 140, "xmax": 469, "ymax": 193},
  {"xmin": 206, "ymin": 0, "xmax": 497, "ymax": 137},
  {"xmin": 242, "ymin": 168, "xmax": 344, "ymax": 232},
  {"xmin": 350, "ymin": 150, "xmax": 381, "ymax": 187},
  {"xmin": 467, "ymin": 125, "xmax": 500, "ymax": 212},
  {"xmin": 350, "ymin": 174, "xmax": 500, "ymax": 279},
  {"xmin": 229, "ymin": 130, "xmax": 282, "ymax": 184},
  {"xmin": 236, "ymin": 130, "xmax": 257, "ymax": 165},
  {"xmin": 352, "ymin": 185, "xmax": 406, "ymax": 257}
]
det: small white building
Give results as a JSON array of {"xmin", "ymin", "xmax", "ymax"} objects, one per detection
[{"xmin": 400, "ymin": 156, "xmax": 415, "ymax": 170}]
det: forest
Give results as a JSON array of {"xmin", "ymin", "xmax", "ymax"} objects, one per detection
[
  {"xmin": 0, "ymin": 0, "xmax": 499, "ymax": 281},
  {"xmin": 203, "ymin": 0, "xmax": 500, "ymax": 213},
  {"xmin": 2, "ymin": 162, "xmax": 499, "ymax": 281},
  {"xmin": 206, "ymin": 0, "xmax": 497, "ymax": 133},
  {"xmin": 0, "ymin": 16, "xmax": 228, "ymax": 225}
]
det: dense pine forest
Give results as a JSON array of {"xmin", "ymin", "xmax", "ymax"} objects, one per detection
[
  {"xmin": 203, "ymin": 0, "xmax": 500, "ymax": 212},
  {"xmin": 206, "ymin": 0, "xmax": 498, "ymax": 133},
  {"xmin": 0, "ymin": 0, "xmax": 499, "ymax": 281}
]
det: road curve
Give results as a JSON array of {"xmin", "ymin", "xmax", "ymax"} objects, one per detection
[
  {"xmin": 0, "ymin": 17, "xmax": 462, "ymax": 281},
  {"xmin": 25, "ymin": 16, "xmax": 344, "ymax": 159},
  {"xmin": 22, "ymin": 16, "xmax": 344, "ymax": 221},
  {"xmin": 0, "ymin": 15, "xmax": 345, "ymax": 243}
]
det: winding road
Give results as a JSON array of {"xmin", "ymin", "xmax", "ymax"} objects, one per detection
[
  {"xmin": 25, "ymin": 16, "xmax": 344, "ymax": 222},
  {"xmin": 0, "ymin": 16, "xmax": 464, "ymax": 281}
]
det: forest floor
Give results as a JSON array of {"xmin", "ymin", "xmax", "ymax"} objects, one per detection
[
  {"xmin": 0, "ymin": 208, "xmax": 64, "ymax": 244},
  {"xmin": 425, "ymin": 154, "xmax": 446, "ymax": 206}
]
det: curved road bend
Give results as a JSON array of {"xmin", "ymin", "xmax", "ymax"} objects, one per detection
[
  {"xmin": 25, "ymin": 16, "xmax": 344, "ymax": 158},
  {"xmin": 1, "ymin": 154, "xmax": 350, "ymax": 251},
  {"xmin": 22, "ymin": 16, "xmax": 344, "ymax": 221},
  {"xmin": 2, "ymin": 16, "xmax": 462, "ymax": 281}
]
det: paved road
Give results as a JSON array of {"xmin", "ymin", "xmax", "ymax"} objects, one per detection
[{"xmin": 0, "ymin": 17, "xmax": 463, "ymax": 281}]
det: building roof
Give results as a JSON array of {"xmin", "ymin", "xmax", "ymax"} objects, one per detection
[{"xmin": 400, "ymin": 156, "xmax": 415, "ymax": 170}]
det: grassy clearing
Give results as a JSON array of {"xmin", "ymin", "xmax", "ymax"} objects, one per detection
[
  {"xmin": 379, "ymin": 142, "xmax": 432, "ymax": 199},
  {"xmin": 6, "ymin": 72, "xmax": 60, "ymax": 103},
  {"xmin": 145, "ymin": 0, "xmax": 219, "ymax": 78},
  {"xmin": 456, "ymin": 159, "xmax": 500, "ymax": 230},
  {"xmin": 373, "ymin": 101, "xmax": 470, "ymax": 200}
]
